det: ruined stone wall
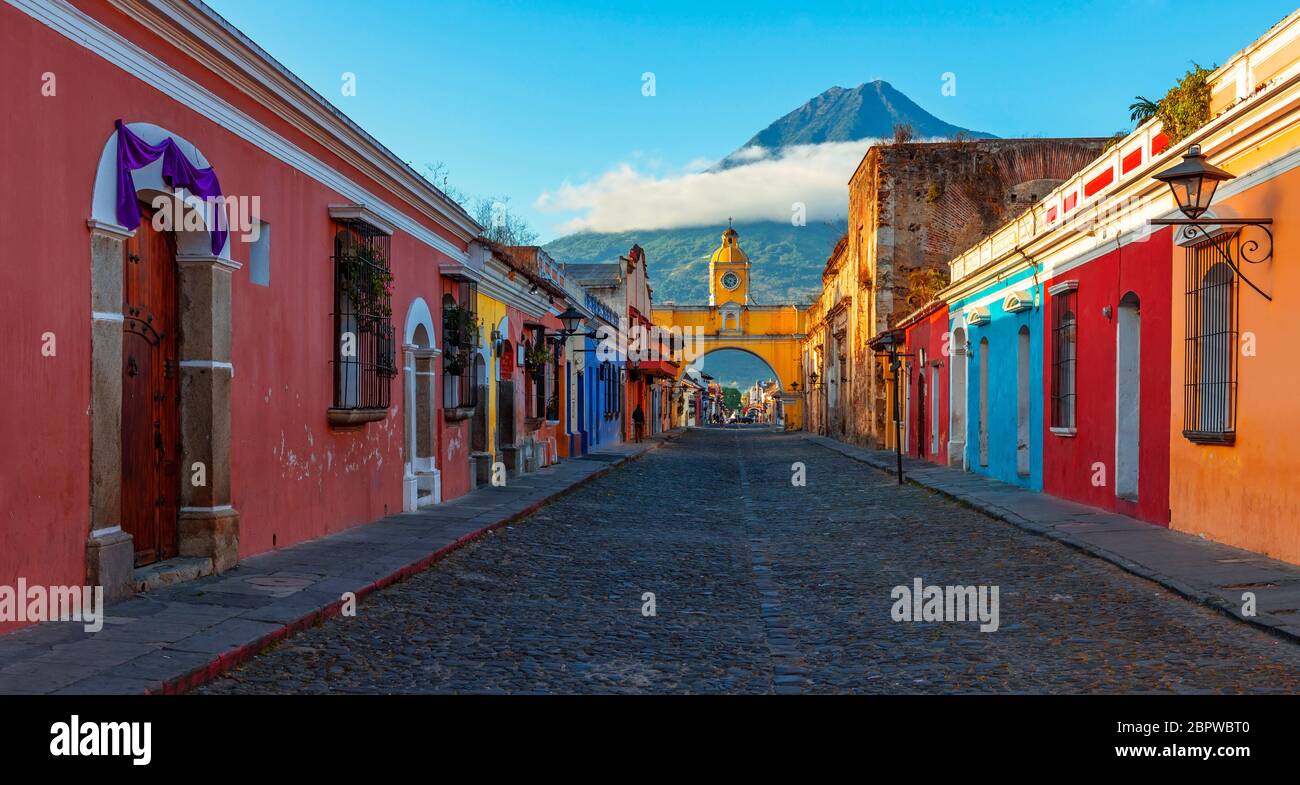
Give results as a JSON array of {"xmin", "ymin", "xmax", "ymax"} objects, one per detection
[{"xmin": 830, "ymin": 137, "xmax": 1108, "ymax": 449}]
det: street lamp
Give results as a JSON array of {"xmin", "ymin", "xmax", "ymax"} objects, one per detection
[
  {"xmin": 1150, "ymin": 144, "xmax": 1274, "ymax": 300},
  {"xmin": 556, "ymin": 305, "xmax": 586, "ymax": 336},
  {"xmin": 1153, "ymin": 144, "xmax": 1234, "ymax": 220},
  {"xmin": 871, "ymin": 330, "xmax": 912, "ymax": 485}
]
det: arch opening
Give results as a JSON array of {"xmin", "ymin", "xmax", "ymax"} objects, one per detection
[
  {"xmin": 686, "ymin": 347, "xmax": 783, "ymax": 424},
  {"xmin": 402, "ymin": 297, "xmax": 440, "ymax": 510},
  {"xmin": 1116, "ymin": 292, "xmax": 1141, "ymax": 501}
]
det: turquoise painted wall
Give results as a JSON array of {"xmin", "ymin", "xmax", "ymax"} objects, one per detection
[{"xmin": 951, "ymin": 267, "xmax": 1045, "ymax": 490}]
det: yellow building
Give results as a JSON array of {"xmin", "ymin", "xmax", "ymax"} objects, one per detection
[{"xmin": 652, "ymin": 224, "xmax": 808, "ymax": 429}]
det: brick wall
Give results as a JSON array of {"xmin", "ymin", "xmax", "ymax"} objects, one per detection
[{"xmin": 813, "ymin": 137, "xmax": 1108, "ymax": 449}]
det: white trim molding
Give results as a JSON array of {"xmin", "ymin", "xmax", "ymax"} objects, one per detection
[
  {"xmin": 176, "ymin": 252, "xmax": 242, "ymax": 272},
  {"xmin": 180, "ymin": 360, "xmax": 234, "ymax": 377},
  {"xmin": 1047, "ymin": 280, "xmax": 1079, "ymax": 297},
  {"xmin": 1001, "ymin": 290, "xmax": 1034, "ymax": 313},
  {"xmin": 14, "ymin": 0, "xmax": 473, "ymax": 263},
  {"xmin": 86, "ymin": 218, "xmax": 135, "ymax": 240},
  {"xmin": 329, "ymin": 204, "xmax": 395, "ymax": 236}
]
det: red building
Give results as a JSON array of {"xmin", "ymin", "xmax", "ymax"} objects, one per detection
[
  {"xmin": 1041, "ymin": 230, "xmax": 1173, "ymax": 525},
  {"xmin": 0, "ymin": 0, "xmax": 479, "ymax": 624},
  {"xmin": 901, "ymin": 302, "xmax": 951, "ymax": 466}
]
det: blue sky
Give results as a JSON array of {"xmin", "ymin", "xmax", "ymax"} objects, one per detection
[{"xmin": 209, "ymin": 0, "xmax": 1296, "ymax": 241}]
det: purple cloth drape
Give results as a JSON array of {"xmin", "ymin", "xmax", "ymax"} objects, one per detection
[{"xmin": 115, "ymin": 119, "xmax": 227, "ymax": 255}]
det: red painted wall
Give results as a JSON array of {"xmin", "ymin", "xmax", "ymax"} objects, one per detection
[
  {"xmin": 1041, "ymin": 230, "xmax": 1172, "ymax": 525},
  {"xmin": 904, "ymin": 307, "xmax": 951, "ymax": 465},
  {"xmin": 0, "ymin": 2, "xmax": 469, "ymax": 629},
  {"xmin": 437, "ymin": 277, "xmax": 472, "ymax": 501}
]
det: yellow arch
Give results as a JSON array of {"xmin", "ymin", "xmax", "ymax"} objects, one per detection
[{"xmin": 652, "ymin": 304, "xmax": 807, "ymax": 429}]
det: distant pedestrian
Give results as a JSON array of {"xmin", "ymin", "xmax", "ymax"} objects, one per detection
[{"xmin": 632, "ymin": 405, "xmax": 645, "ymax": 443}]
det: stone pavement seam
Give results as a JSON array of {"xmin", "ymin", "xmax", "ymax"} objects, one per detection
[
  {"xmin": 802, "ymin": 434, "xmax": 1300, "ymax": 647},
  {"xmin": 733, "ymin": 430, "xmax": 811, "ymax": 694}
]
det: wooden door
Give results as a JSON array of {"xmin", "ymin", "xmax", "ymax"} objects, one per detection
[
  {"xmin": 916, "ymin": 367, "xmax": 926, "ymax": 459},
  {"xmin": 121, "ymin": 205, "xmax": 180, "ymax": 566}
]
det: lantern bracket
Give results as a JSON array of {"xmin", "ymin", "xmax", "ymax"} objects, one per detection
[{"xmin": 1149, "ymin": 218, "xmax": 1273, "ymax": 301}]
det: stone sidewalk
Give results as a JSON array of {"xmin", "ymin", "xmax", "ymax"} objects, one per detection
[
  {"xmin": 0, "ymin": 432, "xmax": 679, "ymax": 695},
  {"xmin": 805, "ymin": 434, "xmax": 1300, "ymax": 644}
]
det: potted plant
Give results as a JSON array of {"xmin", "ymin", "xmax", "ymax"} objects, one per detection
[
  {"xmin": 338, "ymin": 244, "xmax": 394, "ymax": 322},
  {"xmin": 442, "ymin": 303, "xmax": 481, "ymax": 375},
  {"xmin": 524, "ymin": 341, "xmax": 552, "ymax": 370}
]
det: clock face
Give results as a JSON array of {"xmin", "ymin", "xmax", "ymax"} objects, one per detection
[{"xmin": 720, "ymin": 271, "xmax": 740, "ymax": 290}]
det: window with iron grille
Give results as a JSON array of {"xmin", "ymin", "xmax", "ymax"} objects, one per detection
[
  {"xmin": 1183, "ymin": 236, "xmax": 1237, "ymax": 444},
  {"xmin": 525, "ymin": 326, "xmax": 548, "ymax": 421},
  {"xmin": 332, "ymin": 222, "xmax": 395, "ymax": 411},
  {"xmin": 442, "ymin": 282, "xmax": 479, "ymax": 410},
  {"xmin": 600, "ymin": 362, "xmax": 611, "ymax": 417},
  {"xmin": 546, "ymin": 340, "xmax": 561, "ymax": 421},
  {"xmin": 1050, "ymin": 289, "xmax": 1078, "ymax": 430},
  {"xmin": 601, "ymin": 361, "xmax": 622, "ymax": 418}
]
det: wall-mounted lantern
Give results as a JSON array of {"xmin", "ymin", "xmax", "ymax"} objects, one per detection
[
  {"xmin": 1150, "ymin": 144, "xmax": 1274, "ymax": 300},
  {"xmin": 1153, "ymin": 144, "xmax": 1233, "ymax": 220}
]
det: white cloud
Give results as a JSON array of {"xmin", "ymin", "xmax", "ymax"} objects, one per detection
[{"xmin": 534, "ymin": 140, "xmax": 882, "ymax": 234}]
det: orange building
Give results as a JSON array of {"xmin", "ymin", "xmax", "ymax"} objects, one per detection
[{"xmin": 1160, "ymin": 11, "xmax": 1300, "ymax": 563}]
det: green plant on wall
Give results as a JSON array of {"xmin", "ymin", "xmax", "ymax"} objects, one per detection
[
  {"xmin": 442, "ymin": 303, "xmax": 480, "ymax": 376},
  {"xmin": 524, "ymin": 340, "xmax": 552, "ymax": 369},
  {"xmin": 1130, "ymin": 63, "xmax": 1214, "ymax": 144},
  {"xmin": 339, "ymin": 244, "xmax": 394, "ymax": 322},
  {"xmin": 905, "ymin": 267, "xmax": 949, "ymax": 311}
]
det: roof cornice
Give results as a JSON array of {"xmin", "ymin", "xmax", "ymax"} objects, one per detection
[{"xmin": 119, "ymin": 0, "xmax": 481, "ymax": 242}]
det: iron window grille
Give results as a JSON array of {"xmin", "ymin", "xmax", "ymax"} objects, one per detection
[
  {"xmin": 442, "ymin": 281, "xmax": 480, "ymax": 410},
  {"xmin": 546, "ymin": 339, "xmax": 561, "ymax": 421},
  {"xmin": 525, "ymin": 326, "xmax": 548, "ymax": 421},
  {"xmin": 600, "ymin": 361, "xmax": 622, "ymax": 418},
  {"xmin": 1050, "ymin": 290, "xmax": 1078, "ymax": 430},
  {"xmin": 601, "ymin": 362, "xmax": 611, "ymax": 417},
  {"xmin": 331, "ymin": 222, "xmax": 395, "ymax": 411},
  {"xmin": 1183, "ymin": 236, "xmax": 1238, "ymax": 444}
]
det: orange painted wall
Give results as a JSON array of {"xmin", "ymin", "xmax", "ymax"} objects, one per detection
[{"xmin": 1168, "ymin": 163, "xmax": 1300, "ymax": 563}]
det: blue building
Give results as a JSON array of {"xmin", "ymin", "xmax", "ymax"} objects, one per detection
[
  {"xmin": 948, "ymin": 264, "xmax": 1044, "ymax": 490},
  {"xmin": 578, "ymin": 290, "xmax": 624, "ymax": 452}
]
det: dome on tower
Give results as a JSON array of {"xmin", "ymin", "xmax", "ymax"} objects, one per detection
[{"xmin": 710, "ymin": 223, "xmax": 749, "ymax": 264}]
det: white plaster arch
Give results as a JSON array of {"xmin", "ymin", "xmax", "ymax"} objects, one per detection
[
  {"xmin": 403, "ymin": 297, "xmax": 437, "ymax": 349},
  {"xmin": 402, "ymin": 296, "xmax": 441, "ymax": 511},
  {"xmin": 90, "ymin": 122, "xmax": 232, "ymax": 259},
  {"xmin": 948, "ymin": 315, "xmax": 970, "ymax": 469}
]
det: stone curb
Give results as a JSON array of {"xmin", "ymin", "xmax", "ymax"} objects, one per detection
[
  {"xmin": 147, "ymin": 435, "xmax": 678, "ymax": 695},
  {"xmin": 803, "ymin": 434, "xmax": 1300, "ymax": 647}
]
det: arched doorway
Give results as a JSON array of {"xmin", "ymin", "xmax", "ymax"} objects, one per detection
[
  {"xmin": 978, "ymin": 337, "xmax": 989, "ymax": 467},
  {"xmin": 915, "ymin": 348, "xmax": 927, "ymax": 459},
  {"xmin": 403, "ymin": 298, "xmax": 440, "ymax": 510},
  {"xmin": 1016, "ymin": 326, "xmax": 1031, "ymax": 477},
  {"xmin": 87, "ymin": 122, "xmax": 239, "ymax": 596},
  {"xmin": 1115, "ymin": 292, "xmax": 1141, "ymax": 501},
  {"xmin": 685, "ymin": 347, "xmax": 782, "ymax": 425},
  {"xmin": 121, "ymin": 202, "xmax": 180, "ymax": 565},
  {"xmin": 949, "ymin": 326, "xmax": 968, "ymax": 467}
]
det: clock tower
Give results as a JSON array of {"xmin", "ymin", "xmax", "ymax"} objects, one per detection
[{"xmin": 708, "ymin": 220, "xmax": 750, "ymax": 306}]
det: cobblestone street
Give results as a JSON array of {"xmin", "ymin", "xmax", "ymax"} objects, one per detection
[{"xmin": 200, "ymin": 429, "xmax": 1300, "ymax": 694}]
